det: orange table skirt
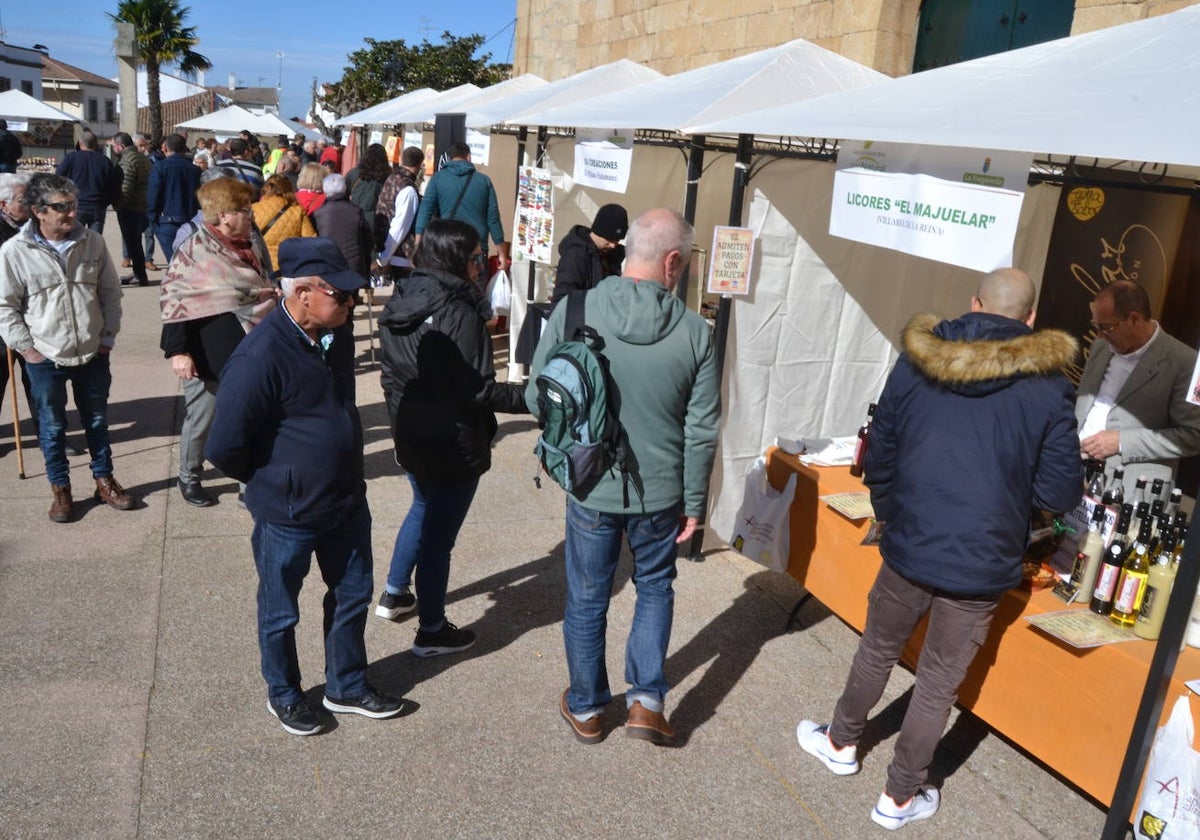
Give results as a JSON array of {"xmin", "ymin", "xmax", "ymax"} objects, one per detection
[{"xmin": 765, "ymin": 446, "xmax": 1197, "ymax": 808}]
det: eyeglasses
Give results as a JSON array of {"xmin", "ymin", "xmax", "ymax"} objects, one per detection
[
  {"xmin": 224, "ymin": 207, "xmax": 252, "ymax": 216},
  {"xmin": 311, "ymin": 285, "xmax": 356, "ymax": 305},
  {"xmin": 40, "ymin": 200, "xmax": 77, "ymax": 213},
  {"xmin": 1091, "ymin": 318, "xmax": 1125, "ymax": 335}
]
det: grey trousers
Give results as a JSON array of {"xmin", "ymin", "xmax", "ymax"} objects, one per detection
[
  {"xmin": 828, "ymin": 561, "xmax": 999, "ymax": 800},
  {"xmin": 179, "ymin": 376, "xmax": 218, "ymax": 483}
]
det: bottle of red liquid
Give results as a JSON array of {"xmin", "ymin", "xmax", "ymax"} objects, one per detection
[{"xmin": 849, "ymin": 403, "xmax": 877, "ymax": 478}]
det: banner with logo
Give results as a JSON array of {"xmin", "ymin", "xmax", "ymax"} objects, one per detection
[
  {"xmin": 829, "ymin": 141, "xmax": 1033, "ymax": 272},
  {"xmin": 573, "ymin": 128, "xmax": 634, "ymax": 194}
]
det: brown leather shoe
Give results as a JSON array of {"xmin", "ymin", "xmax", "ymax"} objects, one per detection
[
  {"xmin": 94, "ymin": 475, "xmax": 136, "ymax": 510},
  {"xmin": 121, "ymin": 258, "xmax": 132, "ymax": 268},
  {"xmin": 145, "ymin": 261, "xmax": 160, "ymax": 271},
  {"xmin": 560, "ymin": 690, "xmax": 603, "ymax": 745},
  {"xmin": 626, "ymin": 700, "xmax": 674, "ymax": 745},
  {"xmin": 49, "ymin": 484, "xmax": 73, "ymax": 523}
]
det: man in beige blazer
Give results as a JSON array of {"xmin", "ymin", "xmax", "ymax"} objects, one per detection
[{"xmin": 1076, "ymin": 280, "xmax": 1200, "ymax": 487}]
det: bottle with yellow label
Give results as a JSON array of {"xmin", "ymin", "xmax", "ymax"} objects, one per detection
[{"xmin": 1112, "ymin": 516, "xmax": 1153, "ymax": 628}]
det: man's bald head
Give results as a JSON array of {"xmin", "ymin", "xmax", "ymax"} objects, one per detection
[{"xmin": 975, "ymin": 268, "xmax": 1036, "ymax": 323}]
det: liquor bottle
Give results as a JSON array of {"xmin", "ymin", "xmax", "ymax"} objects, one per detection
[
  {"xmin": 1151, "ymin": 477, "xmax": 1166, "ymax": 507},
  {"xmin": 1166, "ymin": 488, "xmax": 1183, "ymax": 520},
  {"xmin": 1072, "ymin": 504, "xmax": 1109, "ymax": 600},
  {"xmin": 1109, "ymin": 468, "xmax": 1126, "ymax": 507},
  {"xmin": 1133, "ymin": 475, "xmax": 1149, "ymax": 509},
  {"xmin": 1086, "ymin": 460, "xmax": 1106, "ymax": 500},
  {"xmin": 849, "ymin": 403, "xmax": 876, "ymax": 478},
  {"xmin": 1111, "ymin": 515, "xmax": 1153, "ymax": 627},
  {"xmin": 1090, "ymin": 505, "xmax": 1132, "ymax": 615},
  {"xmin": 1135, "ymin": 530, "xmax": 1177, "ymax": 640}
]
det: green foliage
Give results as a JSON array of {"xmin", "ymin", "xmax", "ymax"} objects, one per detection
[
  {"xmin": 322, "ymin": 32, "xmax": 512, "ymax": 119},
  {"xmin": 109, "ymin": 0, "xmax": 212, "ymax": 144}
]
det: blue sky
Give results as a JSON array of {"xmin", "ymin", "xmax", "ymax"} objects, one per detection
[{"xmin": 0, "ymin": 1, "xmax": 518, "ymax": 119}]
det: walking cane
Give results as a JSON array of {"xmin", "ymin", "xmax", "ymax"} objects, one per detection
[
  {"xmin": 6, "ymin": 346, "xmax": 25, "ymax": 479},
  {"xmin": 365, "ymin": 281, "xmax": 377, "ymax": 368}
]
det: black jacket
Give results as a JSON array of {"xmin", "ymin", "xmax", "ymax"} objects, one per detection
[
  {"xmin": 550, "ymin": 225, "xmax": 625, "ymax": 304},
  {"xmin": 379, "ymin": 267, "xmax": 527, "ymax": 482},
  {"xmin": 312, "ymin": 196, "xmax": 373, "ymax": 279},
  {"xmin": 864, "ymin": 312, "xmax": 1083, "ymax": 596},
  {"xmin": 56, "ymin": 149, "xmax": 117, "ymax": 211}
]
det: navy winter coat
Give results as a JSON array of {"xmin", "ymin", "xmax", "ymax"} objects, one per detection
[
  {"xmin": 864, "ymin": 312, "xmax": 1083, "ymax": 596},
  {"xmin": 205, "ymin": 305, "xmax": 365, "ymax": 527}
]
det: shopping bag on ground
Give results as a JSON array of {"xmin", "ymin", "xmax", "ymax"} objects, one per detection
[
  {"xmin": 730, "ymin": 456, "xmax": 797, "ymax": 573},
  {"xmin": 1135, "ymin": 694, "xmax": 1200, "ymax": 840},
  {"xmin": 486, "ymin": 268, "xmax": 512, "ymax": 314}
]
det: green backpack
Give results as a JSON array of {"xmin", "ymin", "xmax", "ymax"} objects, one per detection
[{"xmin": 533, "ymin": 292, "xmax": 632, "ymax": 502}]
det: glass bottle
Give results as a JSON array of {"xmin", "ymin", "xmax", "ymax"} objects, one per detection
[
  {"xmin": 849, "ymin": 403, "xmax": 876, "ymax": 479},
  {"xmin": 1135, "ymin": 530, "xmax": 1177, "ymax": 641},
  {"xmin": 1090, "ymin": 505, "xmax": 1132, "ymax": 616},
  {"xmin": 1111, "ymin": 515, "xmax": 1153, "ymax": 628},
  {"xmin": 1109, "ymin": 468, "xmax": 1126, "ymax": 507},
  {"xmin": 1072, "ymin": 503, "xmax": 1109, "ymax": 600}
]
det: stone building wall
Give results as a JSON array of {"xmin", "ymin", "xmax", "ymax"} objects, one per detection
[{"xmin": 514, "ymin": 0, "xmax": 1197, "ymax": 81}]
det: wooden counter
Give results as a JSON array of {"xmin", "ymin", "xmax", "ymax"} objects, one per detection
[{"xmin": 765, "ymin": 447, "xmax": 1197, "ymax": 807}]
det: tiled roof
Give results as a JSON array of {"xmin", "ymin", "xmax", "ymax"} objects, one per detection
[
  {"xmin": 138, "ymin": 90, "xmax": 220, "ymax": 136},
  {"xmin": 41, "ymin": 55, "xmax": 118, "ymax": 89}
]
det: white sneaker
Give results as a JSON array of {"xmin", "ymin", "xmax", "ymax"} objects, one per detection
[
  {"xmin": 796, "ymin": 720, "xmax": 860, "ymax": 776},
  {"xmin": 871, "ymin": 788, "xmax": 940, "ymax": 830}
]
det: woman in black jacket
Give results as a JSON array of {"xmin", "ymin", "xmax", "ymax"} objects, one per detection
[{"xmin": 376, "ymin": 219, "xmax": 528, "ymax": 656}]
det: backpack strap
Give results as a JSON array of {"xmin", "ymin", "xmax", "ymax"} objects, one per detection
[
  {"xmin": 259, "ymin": 202, "xmax": 291, "ymax": 236},
  {"xmin": 444, "ymin": 168, "xmax": 476, "ymax": 221},
  {"xmin": 564, "ymin": 289, "xmax": 587, "ymax": 342}
]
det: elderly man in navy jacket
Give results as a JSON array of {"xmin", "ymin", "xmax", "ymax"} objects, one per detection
[
  {"xmin": 206, "ymin": 237, "xmax": 405, "ymax": 736},
  {"xmin": 796, "ymin": 268, "xmax": 1082, "ymax": 830}
]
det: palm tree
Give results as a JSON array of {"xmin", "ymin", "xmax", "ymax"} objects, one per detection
[{"xmin": 109, "ymin": 0, "xmax": 211, "ymax": 146}]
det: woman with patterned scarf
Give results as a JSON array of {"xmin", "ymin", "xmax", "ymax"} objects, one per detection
[{"xmin": 160, "ymin": 177, "xmax": 279, "ymax": 507}]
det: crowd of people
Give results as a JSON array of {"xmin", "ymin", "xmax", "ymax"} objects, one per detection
[{"xmin": 2, "ymin": 121, "xmax": 1199, "ymax": 832}]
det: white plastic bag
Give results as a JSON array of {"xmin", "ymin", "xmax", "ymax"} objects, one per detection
[
  {"xmin": 486, "ymin": 268, "xmax": 512, "ymax": 314},
  {"xmin": 729, "ymin": 456, "xmax": 797, "ymax": 573},
  {"xmin": 1135, "ymin": 694, "xmax": 1200, "ymax": 840}
]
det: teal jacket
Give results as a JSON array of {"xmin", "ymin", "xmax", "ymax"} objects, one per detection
[
  {"xmin": 414, "ymin": 160, "xmax": 504, "ymax": 248},
  {"xmin": 525, "ymin": 276, "xmax": 721, "ymax": 516}
]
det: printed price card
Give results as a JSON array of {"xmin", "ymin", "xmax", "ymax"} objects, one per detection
[{"xmin": 706, "ymin": 226, "xmax": 755, "ymax": 296}]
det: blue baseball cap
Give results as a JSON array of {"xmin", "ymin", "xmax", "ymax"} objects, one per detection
[{"xmin": 276, "ymin": 237, "xmax": 365, "ymax": 291}]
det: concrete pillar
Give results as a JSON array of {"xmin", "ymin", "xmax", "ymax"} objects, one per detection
[{"xmin": 115, "ymin": 22, "xmax": 138, "ymax": 135}]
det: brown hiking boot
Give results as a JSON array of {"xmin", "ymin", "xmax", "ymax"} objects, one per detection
[
  {"xmin": 49, "ymin": 484, "xmax": 73, "ymax": 523},
  {"xmin": 626, "ymin": 700, "xmax": 675, "ymax": 745},
  {"xmin": 94, "ymin": 475, "xmax": 136, "ymax": 510}
]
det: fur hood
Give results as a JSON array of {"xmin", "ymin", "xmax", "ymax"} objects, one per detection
[{"xmin": 902, "ymin": 312, "xmax": 1077, "ymax": 396}]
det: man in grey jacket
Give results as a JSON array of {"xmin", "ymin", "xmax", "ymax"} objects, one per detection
[
  {"xmin": 0, "ymin": 173, "xmax": 134, "ymax": 522},
  {"xmin": 1076, "ymin": 279, "xmax": 1200, "ymax": 487},
  {"xmin": 526, "ymin": 208, "xmax": 720, "ymax": 747}
]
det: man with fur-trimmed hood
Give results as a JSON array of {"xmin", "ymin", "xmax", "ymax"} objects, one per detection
[{"xmin": 796, "ymin": 267, "xmax": 1082, "ymax": 831}]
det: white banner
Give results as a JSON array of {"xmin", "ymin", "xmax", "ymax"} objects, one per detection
[
  {"xmin": 403, "ymin": 129, "xmax": 423, "ymax": 151},
  {"xmin": 831, "ymin": 141, "xmax": 1032, "ymax": 272},
  {"xmin": 466, "ymin": 128, "xmax": 491, "ymax": 167},
  {"xmin": 573, "ymin": 128, "xmax": 634, "ymax": 194},
  {"xmin": 830, "ymin": 169, "xmax": 1025, "ymax": 273}
]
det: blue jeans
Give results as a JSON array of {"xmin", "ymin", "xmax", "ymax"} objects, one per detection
[
  {"xmin": 385, "ymin": 473, "xmax": 479, "ymax": 630},
  {"xmin": 24, "ymin": 354, "xmax": 113, "ymax": 486},
  {"xmin": 76, "ymin": 206, "xmax": 106, "ymax": 234},
  {"xmin": 563, "ymin": 499, "xmax": 681, "ymax": 718},
  {"xmin": 156, "ymin": 221, "xmax": 183, "ymax": 264},
  {"xmin": 250, "ymin": 501, "xmax": 374, "ymax": 706}
]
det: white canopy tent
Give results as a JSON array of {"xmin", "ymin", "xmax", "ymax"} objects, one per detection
[
  {"xmin": 685, "ymin": 6, "xmax": 1200, "ymax": 171},
  {"xmin": 333, "ymin": 87, "xmax": 440, "ymax": 127},
  {"xmin": 512, "ymin": 39, "xmax": 886, "ymax": 132},
  {"xmin": 175, "ymin": 104, "xmax": 327, "ymax": 141},
  {"xmin": 465, "ymin": 59, "xmax": 662, "ymax": 128},
  {"xmin": 691, "ymin": 8, "xmax": 1200, "ymax": 548},
  {"xmin": 369, "ymin": 83, "xmax": 481, "ymax": 126},
  {"xmin": 0, "ymin": 89, "xmax": 80, "ymax": 124}
]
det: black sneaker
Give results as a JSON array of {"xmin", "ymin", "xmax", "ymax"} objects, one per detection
[
  {"xmin": 268, "ymin": 698, "xmax": 323, "ymax": 736},
  {"xmin": 322, "ymin": 687, "xmax": 407, "ymax": 719},
  {"xmin": 375, "ymin": 588, "xmax": 417, "ymax": 620},
  {"xmin": 412, "ymin": 621, "xmax": 476, "ymax": 658}
]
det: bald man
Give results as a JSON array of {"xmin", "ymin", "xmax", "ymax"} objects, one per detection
[{"xmin": 796, "ymin": 268, "xmax": 1082, "ymax": 830}]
